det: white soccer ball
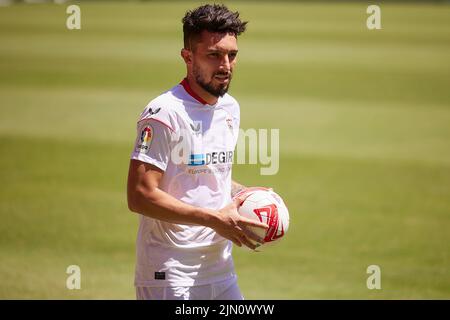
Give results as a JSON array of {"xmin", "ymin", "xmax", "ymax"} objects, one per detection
[{"xmin": 235, "ymin": 187, "xmax": 290, "ymax": 249}]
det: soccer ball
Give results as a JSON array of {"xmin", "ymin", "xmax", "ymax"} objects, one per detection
[{"xmin": 234, "ymin": 187, "xmax": 290, "ymax": 249}]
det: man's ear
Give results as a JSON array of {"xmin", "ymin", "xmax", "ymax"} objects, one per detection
[{"xmin": 181, "ymin": 48, "xmax": 192, "ymax": 65}]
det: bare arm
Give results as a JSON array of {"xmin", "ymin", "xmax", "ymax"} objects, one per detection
[
  {"xmin": 127, "ymin": 159, "xmax": 216, "ymax": 226},
  {"xmin": 127, "ymin": 160, "xmax": 267, "ymax": 249},
  {"xmin": 231, "ymin": 180, "xmax": 246, "ymax": 198}
]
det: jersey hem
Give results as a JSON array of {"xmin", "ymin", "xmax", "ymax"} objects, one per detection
[{"xmin": 134, "ymin": 272, "xmax": 237, "ymax": 288}]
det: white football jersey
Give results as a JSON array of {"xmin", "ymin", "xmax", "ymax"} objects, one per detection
[{"xmin": 131, "ymin": 79, "xmax": 240, "ymax": 287}]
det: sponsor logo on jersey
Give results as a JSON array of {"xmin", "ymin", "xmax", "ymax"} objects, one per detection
[
  {"xmin": 188, "ymin": 151, "xmax": 234, "ymax": 166},
  {"xmin": 190, "ymin": 122, "xmax": 201, "ymax": 132},
  {"xmin": 137, "ymin": 125, "xmax": 153, "ymax": 153},
  {"xmin": 189, "ymin": 153, "xmax": 205, "ymax": 166},
  {"xmin": 189, "ymin": 121, "xmax": 202, "ymax": 136}
]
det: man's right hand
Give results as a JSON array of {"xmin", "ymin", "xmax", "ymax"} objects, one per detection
[{"xmin": 211, "ymin": 195, "xmax": 268, "ymax": 250}]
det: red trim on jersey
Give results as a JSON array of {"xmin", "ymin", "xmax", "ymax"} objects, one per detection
[
  {"xmin": 180, "ymin": 78, "xmax": 209, "ymax": 105},
  {"xmin": 137, "ymin": 117, "xmax": 175, "ymax": 132}
]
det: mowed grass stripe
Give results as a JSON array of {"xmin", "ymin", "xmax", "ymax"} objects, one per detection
[
  {"xmin": 0, "ymin": 135, "xmax": 136, "ymax": 299},
  {"xmin": 1, "ymin": 135, "xmax": 449, "ymax": 298},
  {"xmin": 1, "ymin": 3, "xmax": 449, "ymax": 104},
  {"xmin": 1, "ymin": 87, "xmax": 449, "ymax": 166}
]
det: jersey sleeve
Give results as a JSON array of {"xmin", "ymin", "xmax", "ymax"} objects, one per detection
[{"xmin": 130, "ymin": 118, "xmax": 173, "ymax": 171}]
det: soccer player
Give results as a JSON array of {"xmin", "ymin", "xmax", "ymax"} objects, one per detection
[{"xmin": 127, "ymin": 4, "xmax": 267, "ymax": 300}]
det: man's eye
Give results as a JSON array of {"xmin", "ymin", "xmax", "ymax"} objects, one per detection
[{"xmin": 208, "ymin": 53, "xmax": 219, "ymax": 58}]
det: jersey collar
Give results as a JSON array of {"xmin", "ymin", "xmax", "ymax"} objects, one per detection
[{"xmin": 180, "ymin": 78, "xmax": 211, "ymax": 106}]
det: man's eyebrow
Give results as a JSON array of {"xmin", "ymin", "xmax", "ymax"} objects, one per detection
[{"xmin": 206, "ymin": 49, "xmax": 239, "ymax": 53}]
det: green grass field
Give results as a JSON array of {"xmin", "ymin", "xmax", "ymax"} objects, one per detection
[{"xmin": 1, "ymin": 1, "xmax": 449, "ymax": 299}]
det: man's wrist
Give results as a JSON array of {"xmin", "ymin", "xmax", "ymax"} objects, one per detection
[
  {"xmin": 193, "ymin": 207, "xmax": 219, "ymax": 229},
  {"xmin": 231, "ymin": 181, "xmax": 246, "ymax": 198}
]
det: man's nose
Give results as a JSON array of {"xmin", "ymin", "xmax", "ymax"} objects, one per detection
[{"xmin": 220, "ymin": 55, "xmax": 231, "ymax": 71}]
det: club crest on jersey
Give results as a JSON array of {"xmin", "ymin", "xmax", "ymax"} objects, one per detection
[
  {"xmin": 226, "ymin": 117, "xmax": 233, "ymax": 131},
  {"xmin": 137, "ymin": 125, "xmax": 153, "ymax": 153}
]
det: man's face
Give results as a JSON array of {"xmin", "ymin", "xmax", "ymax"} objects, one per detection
[{"xmin": 188, "ymin": 31, "xmax": 239, "ymax": 98}]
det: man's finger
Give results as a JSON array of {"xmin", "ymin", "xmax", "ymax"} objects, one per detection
[
  {"xmin": 242, "ymin": 228, "xmax": 265, "ymax": 244},
  {"xmin": 240, "ymin": 216, "xmax": 269, "ymax": 230},
  {"xmin": 239, "ymin": 234, "xmax": 258, "ymax": 250},
  {"xmin": 233, "ymin": 193, "xmax": 252, "ymax": 208},
  {"xmin": 230, "ymin": 236, "xmax": 242, "ymax": 247},
  {"xmin": 253, "ymin": 243, "xmax": 263, "ymax": 252}
]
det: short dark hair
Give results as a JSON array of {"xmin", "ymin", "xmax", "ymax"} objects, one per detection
[{"xmin": 182, "ymin": 4, "xmax": 247, "ymax": 50}]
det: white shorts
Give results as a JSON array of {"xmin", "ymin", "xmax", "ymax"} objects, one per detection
[{"xmin": 136, "ymin": 276, "xmax": 244, "ymax": 300}]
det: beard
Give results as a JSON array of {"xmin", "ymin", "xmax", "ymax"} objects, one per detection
[{"xmin": 193, "ymin": 66, "xmax": 232, "ymax": 98}]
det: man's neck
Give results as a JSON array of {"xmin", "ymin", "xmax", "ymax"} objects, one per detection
[{"xmin": 185, "ymin": 75, "xmax": 219, "ymax": 105}]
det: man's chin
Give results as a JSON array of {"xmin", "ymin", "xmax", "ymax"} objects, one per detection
[
  {"xmin": 203, "ymin": 83, "xmax": 229, "ymax": 98},
  {"xmin": 195, "ymin": 75, "xmax": 231, "ymax": 98},
  {"xmin": 211, "ymin": 76, "xmax": 231, "ymax": 92},
  {"xmin": 217, "ymin": 84, "xmax": 229, "ymax": 95},
  {"xmin": 215, "ymin": 87, "xmax": 229, "ymax": 97}
]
